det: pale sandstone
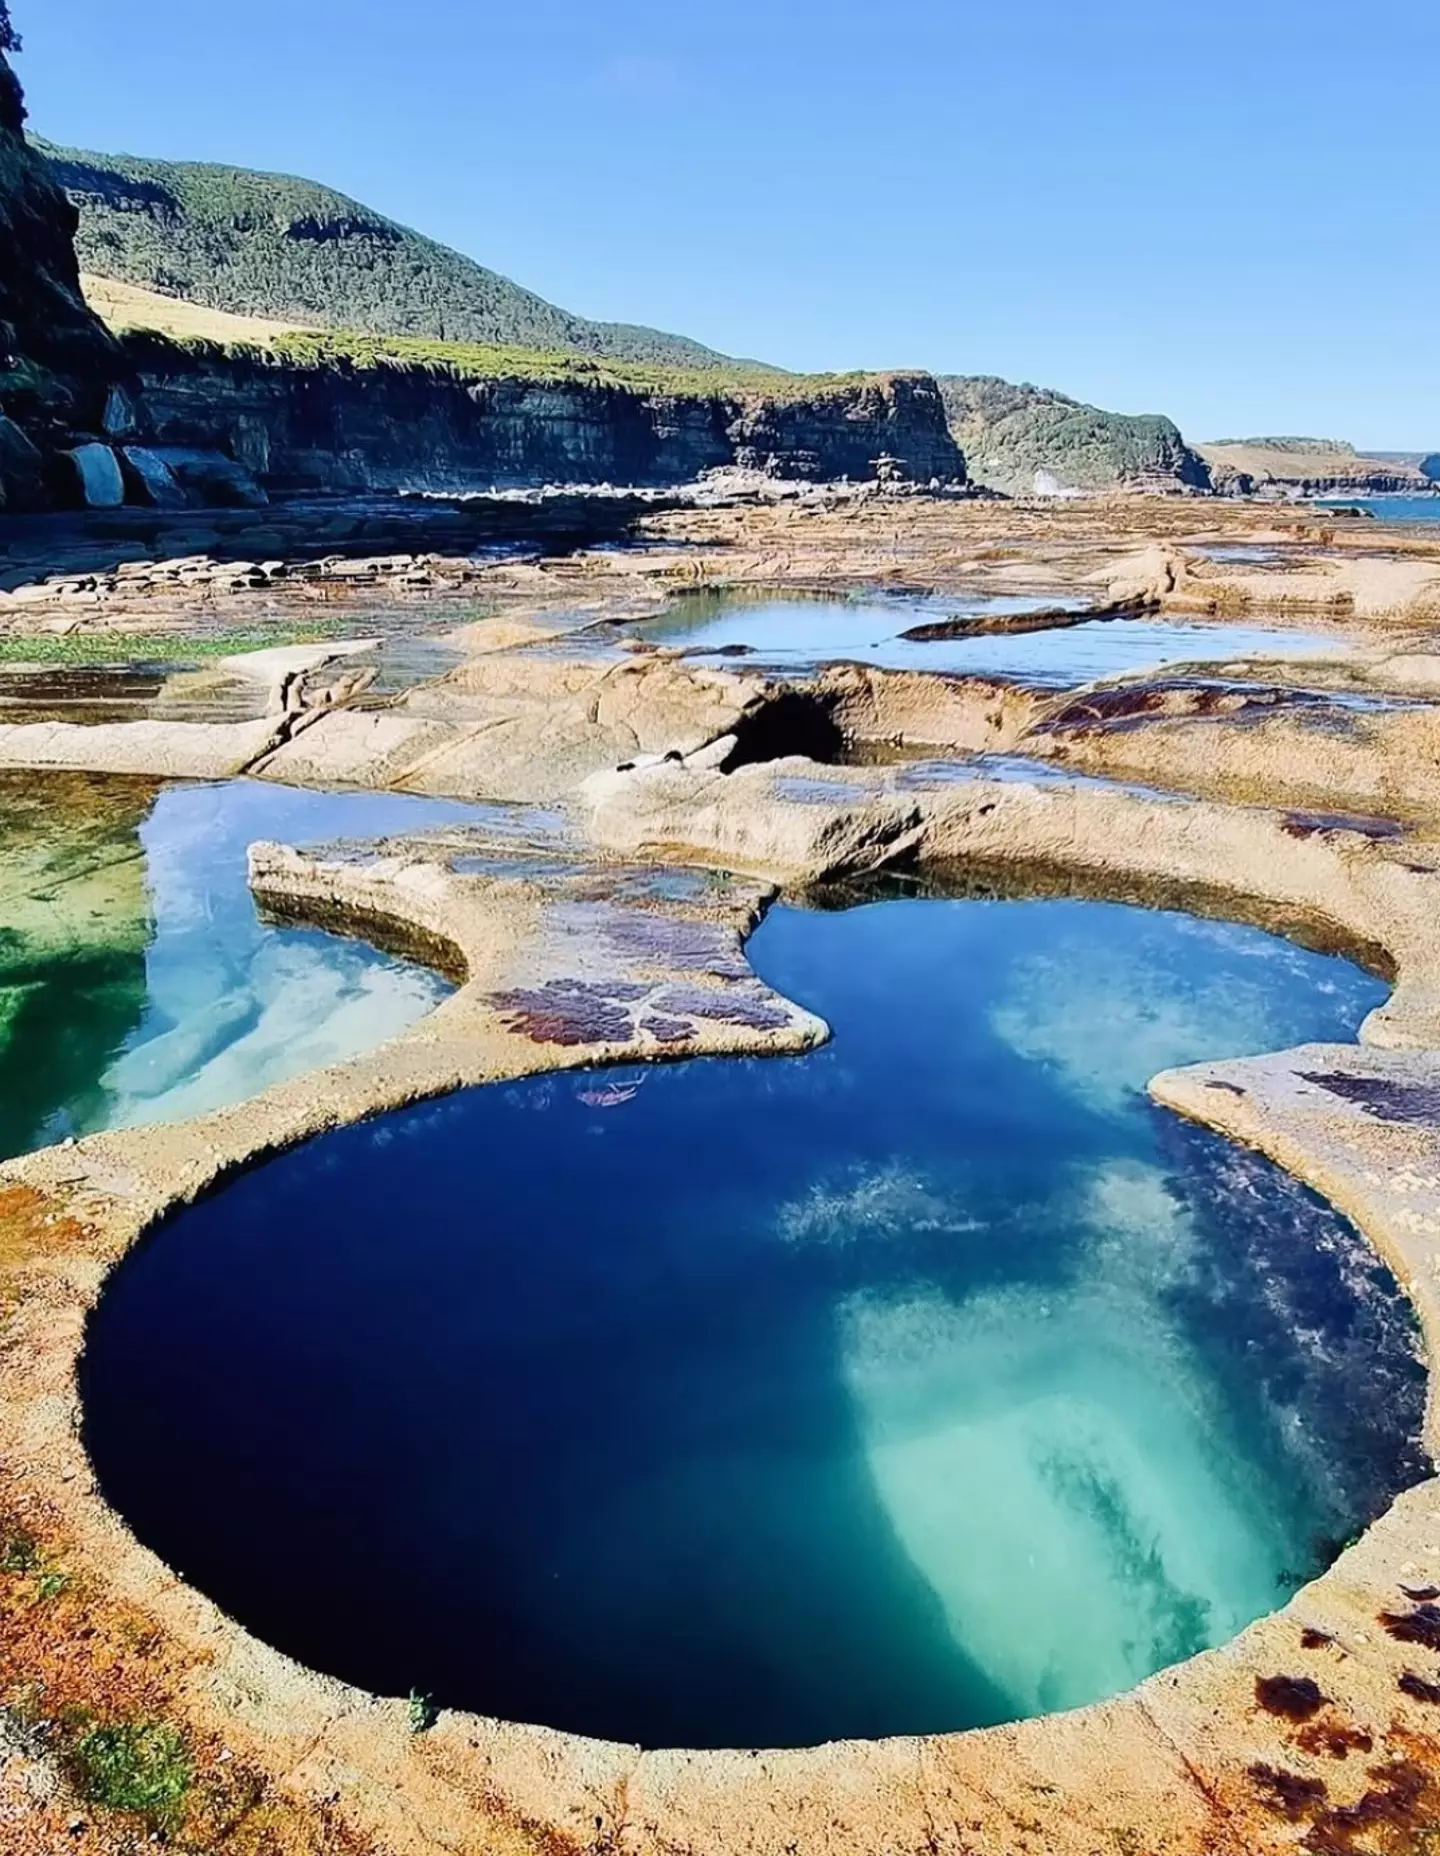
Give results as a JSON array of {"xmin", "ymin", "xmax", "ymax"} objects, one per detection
[{"xmin": 2, "ymin": 494, "xmax": 1440, "ymax": 1853}]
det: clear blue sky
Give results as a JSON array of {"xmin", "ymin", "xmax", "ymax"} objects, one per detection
[{"xmin": 16, "ymin": 0, "xmax": 1439, "ymax": 446}]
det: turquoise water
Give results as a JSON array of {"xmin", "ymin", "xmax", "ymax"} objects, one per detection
[
  {"xmin": 0, "ymin": 779, "xmax": 475, "ymax": 1156},
  {"xmin": 635, "ymin": 595, "xmax": 1333, "ymax": 684},
  {"xmin": 81, "ymin": 893, "xmax": 1426, "ymax": 1749}
]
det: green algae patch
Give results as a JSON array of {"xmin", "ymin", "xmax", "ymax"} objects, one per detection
[
  {"xmin": 70, "ymin": 1719, "xmax": 193, "ymax": 1829},
  {"xmin": 0, "ymin": 625, "xmax": 346, "ymax": 666},
  {"xmin": 0, "ymin": 772, "xmax": 154, "ymax": 1161}
]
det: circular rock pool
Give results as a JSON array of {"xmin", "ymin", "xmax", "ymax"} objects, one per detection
[{"xmin": 80, "ymin": 894, "xmax": 1429, "ymax": 1749}]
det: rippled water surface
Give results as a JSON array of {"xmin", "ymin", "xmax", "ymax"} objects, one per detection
[
  {"xmin": 0, "ymin": 776, "xmax": 476, "ymax": 1156},
  {"xmin": 1318, "ymin": 496, "xmax": 1440, "ymax": 523},
  {"xmin": 82, "ymin": 893, "xmax": 1427, "ymax": 1748},
  {"xmin": 635, "ymin": 593, "xmax": 1335, "ymax": 683}
]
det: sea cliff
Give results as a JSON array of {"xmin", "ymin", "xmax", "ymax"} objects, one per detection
[
  {"xmin": 121, "ymin": 333, "xmax": 967, "ymax": 493},
  {"xmin": 0, "ymin": 53, "xmax": 123, "ymax": 508}
]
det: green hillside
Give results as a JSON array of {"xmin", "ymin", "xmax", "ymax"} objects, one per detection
[
  {"xmin": 940, "ymin": 375, "xmax": 1208, "ymax": 494},
  {"xmin": 120, "ymin": 325, "xmax": 861, "ymax": 402},
  {"xmin": 33, "ymin": 139, "xmax": 746, "ymax": 371}
]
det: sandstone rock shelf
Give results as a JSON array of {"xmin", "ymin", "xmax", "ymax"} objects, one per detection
[{"xmin": 3, "ymin": 492, "xmax": 1440, "ymax": 1855}]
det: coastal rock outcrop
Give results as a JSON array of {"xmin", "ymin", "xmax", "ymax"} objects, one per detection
[
  {"xmin": 123, "ymin": 335, "xmax": 967, "ymax": 492},
  {"xmin": 0, "ymin": 52, "xmax": 122, "ymax": 507},
  {"xmin": 728, "ymin": 374, "xmax": 963, "ymax": 483},
  {"xmin": 1199, "ymin": 437, "xmax": 1432, "ymax": 498},
  {"xmin": 939, "ymin": 374, "xmax": 1210, "ymax": 495}
]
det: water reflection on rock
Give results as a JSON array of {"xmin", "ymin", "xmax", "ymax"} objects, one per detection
[{"xmin": 0, "ymin": 775, "xmax": 474, "ymax": 1155}]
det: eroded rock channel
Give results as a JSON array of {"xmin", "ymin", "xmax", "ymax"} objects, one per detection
[{"xmin": 79, "ymin": 886, "xmax": 1427, "ymax": 1750}]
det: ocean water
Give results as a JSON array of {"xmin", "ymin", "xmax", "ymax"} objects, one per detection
[
  {"xmin": 635, "ymin": 594, "xmax": 1334, "ymax": 684},
  {"xmin": 81, "ymin": 894, "xmax": 1427, "ymax": 1750},
  {"xmin": 1318, "ymin": 496, "xmax": 1440, "ymax": 523},
  {"xmin": 0, "ymin": 777, "xmax": 475, "ymax": 1158}
]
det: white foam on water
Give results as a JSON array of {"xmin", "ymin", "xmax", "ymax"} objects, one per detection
[{"xmin": 777, "ymin": 1161, "xmax": 984, "ymax": 1249}]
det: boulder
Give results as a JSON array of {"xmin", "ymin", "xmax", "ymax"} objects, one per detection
[
  {"xmin": 119, "ymin": 445, "xmax": 190, "ymax": 509},
  {"xmin": 0, "ymin": 414, "xmax": 45, "ymax": 508},
  {"xmin": 62, "ymin": 442, "xmax": 126, "ymax": 508},
  {"xmin": 102, "ymin": 385, "xmax": 139, "ymax": 438},
  {"xmin": 150, "ymin": 447, "xmax": 269, "ymax": 508}
]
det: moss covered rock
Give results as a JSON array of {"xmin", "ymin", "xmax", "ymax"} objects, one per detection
[{"xmin": 939, "ymin": 375, "xmax": 1209, "ymax": 496}]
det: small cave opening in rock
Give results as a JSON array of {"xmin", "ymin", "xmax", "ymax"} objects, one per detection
[
  {"xmin": 80, "ymin": 883, "xmax": 1428, "ymax": 1751},
  {"xmin": 720, "ymin": 687, "xmax": 846, "ymax": 770}
]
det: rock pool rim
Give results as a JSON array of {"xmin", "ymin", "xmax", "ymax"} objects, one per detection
[
  {"xmin": 72, "ymin": 871, "xmax": 1414, "ymax": 1739},
  {"xmin": 73, "ymin": 889, "xmax": 1422, "ymax": 1751},
  {"xmin": 798, "ymin": 859, "xmax": 1401, "ymax": 984},
  {"xmin": 279, "ymin": 854, "xmax": 1403, "ymax": 1002},
  {"xmin": 6, "ymin": 771, "xmax": 1440, "ymax": 1855}
]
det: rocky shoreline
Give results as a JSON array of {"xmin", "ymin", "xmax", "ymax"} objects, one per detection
[
  {"xmin": 0, "ymin": 490, "xmax": 1438, "ymax": 1851},
  {"xmin": 7, "ymin": 27, "xmax": 1440, "ymax": 1853}
]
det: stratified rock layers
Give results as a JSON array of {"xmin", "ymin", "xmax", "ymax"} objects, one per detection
[{"xmin": 124, "ymin": 339, "xmax": 967, "ymax": 492}]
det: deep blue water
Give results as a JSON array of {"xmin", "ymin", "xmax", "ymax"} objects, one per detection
[{"xmin": 80, "ymin": 895, "xmax": 1427, "ymax": 1750}]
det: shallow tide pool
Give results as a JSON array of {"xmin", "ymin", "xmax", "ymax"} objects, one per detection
[
  {"xmin": 0, "ymin": 776, "xmax": 480, "ymax": 1158},
  {"xmin": 634, "ymin": 593, "xmax": 1336, "ymax": 684},
  {"xmin": 81, "ymin": 893, "xmax": 1427, "ymax": 1749}
]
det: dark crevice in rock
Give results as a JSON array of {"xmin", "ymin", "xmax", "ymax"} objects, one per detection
[{"xmin": 720, "ymin": 688, "xmax": 846, "ymax": 771}]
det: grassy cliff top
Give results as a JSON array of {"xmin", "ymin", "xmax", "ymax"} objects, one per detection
[
  {"xmin": 81, "ymin": 272, "xmax": 310, "ymax": 345},
  {"xmin": 1207, "ymin": 436, "xmax": 1358, "ymax": 454},
  {"xmin": 1197, "ymin": 437, "xmax": 1428, "ymax": 482},
  {"xmin": 120, "ymin": 324, "xmax": 920, "ymax": 405},
  {"xmin": 35, "ymin": 138, "xmax": 762, "ymax": 373}
]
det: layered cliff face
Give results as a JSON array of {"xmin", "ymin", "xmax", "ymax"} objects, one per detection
[
  {"xmin": 729, "ymin": 374, "xmax": 963, "ymax": 483},
  {"xmin": 939, "ymin": 376, "xmax": 1209, "ymax": 496},
  {"xmin": 124, "ymin": 337, "xmax": 966, "ymax": 492},
  {"xmin": 0, "ymin": 53, "xmax": 120, "ymax": 506},
  {"xmin": 1197, "ymin": 438, "xmax": 1434, "ymax": 498}
]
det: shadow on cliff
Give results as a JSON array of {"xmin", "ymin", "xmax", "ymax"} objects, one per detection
[{"xmin": 0, "ymin": 491, "xmax": 689, "ymax": 593}]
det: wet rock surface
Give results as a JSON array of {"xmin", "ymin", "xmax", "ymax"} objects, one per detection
[{"xmin": 3, "ymin": 492, "xmax": 1440, "ymax": 1852}]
